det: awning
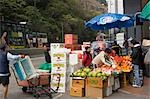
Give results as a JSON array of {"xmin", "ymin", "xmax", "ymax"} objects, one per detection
[{"xmin": 140, "ymin": 1, "xmax": 150, "ymax": 20}]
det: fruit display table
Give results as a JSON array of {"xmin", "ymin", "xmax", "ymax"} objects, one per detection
[{"xmin": 122, "ymin": 70, "xmax": 132, "ymax": 87}]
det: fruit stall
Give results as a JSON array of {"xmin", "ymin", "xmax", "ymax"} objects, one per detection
[
  {"xmin": 69, "ymin": 55, "xmax": 132, "ymax": 98},
  {"xmin": 49, "ymin": 42, "xmax": 133, "ymax": 98}
]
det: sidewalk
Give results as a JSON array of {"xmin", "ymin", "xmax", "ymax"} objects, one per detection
[
  {"xmin": 57, "ymin": 91, "xmax": 149, "ymax": 99},
  {"xmin": 120, "ymin": 77, "xmax": 150, "ymax": 97}
]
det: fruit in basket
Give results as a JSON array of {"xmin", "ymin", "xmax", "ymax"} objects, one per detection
[
  {"xmin": 97, "ymin": 73, "xmax": 102, "ymax": 77},
  {"xmin": 92, "ymin": 71, "xmax": 97, "ymax": 77},
  {"xmin": 73, "ymin": 71, "xmax": 78, "ymax": 76},
  {"xmin": 77, "ymin": 72, "xmax": 81, "ymax": 77},
  {"xmin": 87, "ymin": 72, "xmax": 92, "ymax": 77},
  {"xmin": 76, "ymin": 69, "xmax": 82, "ymax": 73},
  {"xmin": 122, "ymin": 56, "xmax": 132, "ymax": 61},
  {"xmin": 83, "ymin": 68, "xmax": 91, "ymax": 73},
  {"xmin": 81, "ymin": 72, "xmax": 87, "ymax": 78}
]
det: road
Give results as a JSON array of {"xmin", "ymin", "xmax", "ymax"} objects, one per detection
[{"xmin": 0, "ymin": 56, "xmax": 149, "ymax": 99}]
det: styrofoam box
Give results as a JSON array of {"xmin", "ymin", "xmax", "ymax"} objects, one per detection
[
  {"xmin": 51, "ymin": 53, "xmax": 69, "ymax": 62},
  {"xmin": 50, "ymin": 43, "xmax": 64, "ymax": 53}
]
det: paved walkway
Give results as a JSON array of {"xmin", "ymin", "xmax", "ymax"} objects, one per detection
[{"xmin": 57, "ymin": 91, "xmax": 149, "ymax": 99}]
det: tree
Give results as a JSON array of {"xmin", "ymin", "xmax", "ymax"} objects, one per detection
[
  {"xmin": 0, "ymin": 0, "xmax": 27, "ymax": 21},
  {"xmin": 0, "ymin": 0, "xmax": 107, "ymax": 43}
]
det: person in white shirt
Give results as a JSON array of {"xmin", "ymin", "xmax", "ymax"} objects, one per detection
[
  {"xmin": 0, "ymin": 44, "xmax": 24, "ymax": 99},
  {"xmin": 92, "ymin": 48, "xmax": 116, "ymax": 68}
]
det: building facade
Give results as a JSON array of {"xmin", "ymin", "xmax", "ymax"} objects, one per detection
[{"xmin": 106, "ymin": 0, "xmax": 150, "ymax": 41}]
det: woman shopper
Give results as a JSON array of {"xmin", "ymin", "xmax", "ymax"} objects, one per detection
[
  {"xmin": 130, "ymin": 39, "xmax": 143, "ymax": 88},
  {"xmin": 82, "ymin": 46, "xmax": 92, "ymax": 67}
]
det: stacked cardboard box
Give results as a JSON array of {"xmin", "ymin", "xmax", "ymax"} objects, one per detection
[
  {"xmin": 50, "ymin": 43, "xmax": 70, "ymax": 93},
  {"xmin": 70, "ymin": 79, "xmax": 85, "ymax": 97},
  {"xmin": 65, "ymin": 34, "xmax": 81, "ymax": 50},
  {"xmin": 50, "ymin": 43, "xmax": 65, "ymax": 53},
  {"xmin": 65, "ymin": 44, "xmax": 81, "ymax": 50},
  {"xmin": 86, "ymin": 76, "xmax": 114, "ymax": 99},
  {"xmin": 65, "ymin": 34, "xmax": 78, "ymax": 44}
]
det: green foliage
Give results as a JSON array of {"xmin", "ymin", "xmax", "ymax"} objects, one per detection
[{"xmin": 0, "ymin": 0, "xmax": 106, "ymax": 43}]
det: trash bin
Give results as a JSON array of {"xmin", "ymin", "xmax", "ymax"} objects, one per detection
[{"xmin": 144, "ymin": 64, "xmax": 150, "ymax": 77}]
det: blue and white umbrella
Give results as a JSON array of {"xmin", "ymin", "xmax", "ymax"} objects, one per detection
[{"xmin": 85, "ymin": 13, "xmax": 134, "ymax": 30}]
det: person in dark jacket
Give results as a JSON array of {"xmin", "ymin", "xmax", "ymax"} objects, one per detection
[
  {"xmin": 130, "ymin": 39, "xmax": 143, "ymax": 88},
  {"xmin": 43, "ymin": 44, "xmax": 51, "ymax": 63},
  {"xmin": 82, "ymin": 46, "xmax": 92, "ymax": 67},
  {"xmin": 111, "ymin": 41, "xmax": 121, "ymax": 55},
  {"xmin": 0, "ymin": 44, "xmax": 24, "ymax": 99}
]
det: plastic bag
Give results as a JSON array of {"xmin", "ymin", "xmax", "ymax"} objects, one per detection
[
  {"xmin": 144, "ymin": 49, "xmax": 150, "ymax": 64},
  {"xmin": 38, "ymin": 63, "xmax": 51, "ymax": 71}
]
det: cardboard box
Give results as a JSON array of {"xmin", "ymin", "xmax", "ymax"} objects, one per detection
[
  {"xmin": 86, "ymin": 77, "xmax": 108, "ymax": 88},
  {"xmin": 51, "ymin": 53, "xmax": 68, "ymax": 62},
  {"xmin": 65, "ymin": 39, "xmax": 78, "ymax": 44},
  {"xmin": 86, "ymin": 86, "xmax": 104, "ymax": 98},
  {"xmin": 51, "ymin": 82, "xmax": 66, "ymax": 93},
  {"xmin": 70, "ymin": 87, "xmax": 85, "ymax": 97},
  {"xmin": 72, "ymin": 79, "xmax": 85, "ymax": 88},
  {"xmin": 51, "ymin": 72, "xmax": 66, "ymax": 83},
  {"xmin": 65, "ymin": 44, "xmax": 81, "ymax": 50},
  {"xmin": 50, "ymin": 43, "xmax": 64, "ymax": 53},
  {"xmin": 65, "ymin": 34, "xmax": 78, "ymax": 40},
  {"xmin": 51, "ymin": 62, "xmax": 67, "ymax": 73}
]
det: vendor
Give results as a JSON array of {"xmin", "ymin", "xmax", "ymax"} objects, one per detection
[{"xmin": 92, "ymin": 48, "xmax": 116, "ymax": 68}]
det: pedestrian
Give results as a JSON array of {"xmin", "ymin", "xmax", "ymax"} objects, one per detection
[
  {"xmin": 43, "ymin": 44, "xmax": 51, "ymax": 63},
  {"xmin": 0, "ymin": 43, "xmax": 24, "ymax": 99},
  {"xmin": 82, "ymin": 46, "xmax": 92, "ymax": 67},
  {"xmin": 130, "ymin": 39, "xmax": 143, "ymax": 87},
  {"xmin": 111, "ymin": 41, "xmax": 121, "ymax": 55},
  {"xmin": 92, "ymin": 48, "xmax": 116, "ymax": 68}
]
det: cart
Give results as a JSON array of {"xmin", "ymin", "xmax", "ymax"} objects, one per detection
[
  {"xmin": 11, "ymin": 56, "xmax": 61, "ymax": 99},
  {"xmin": 12, "ymin": 66, "xmax": 61, "ymax": 99}
]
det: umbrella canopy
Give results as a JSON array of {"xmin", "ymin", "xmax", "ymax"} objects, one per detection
[
  {"xmin": 85, "ymin": 13, "xmax": 134, "ymax": 30},
  {"xmin": 140, "ymin": 1, "xmax": 150, "ymax": 20}
]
